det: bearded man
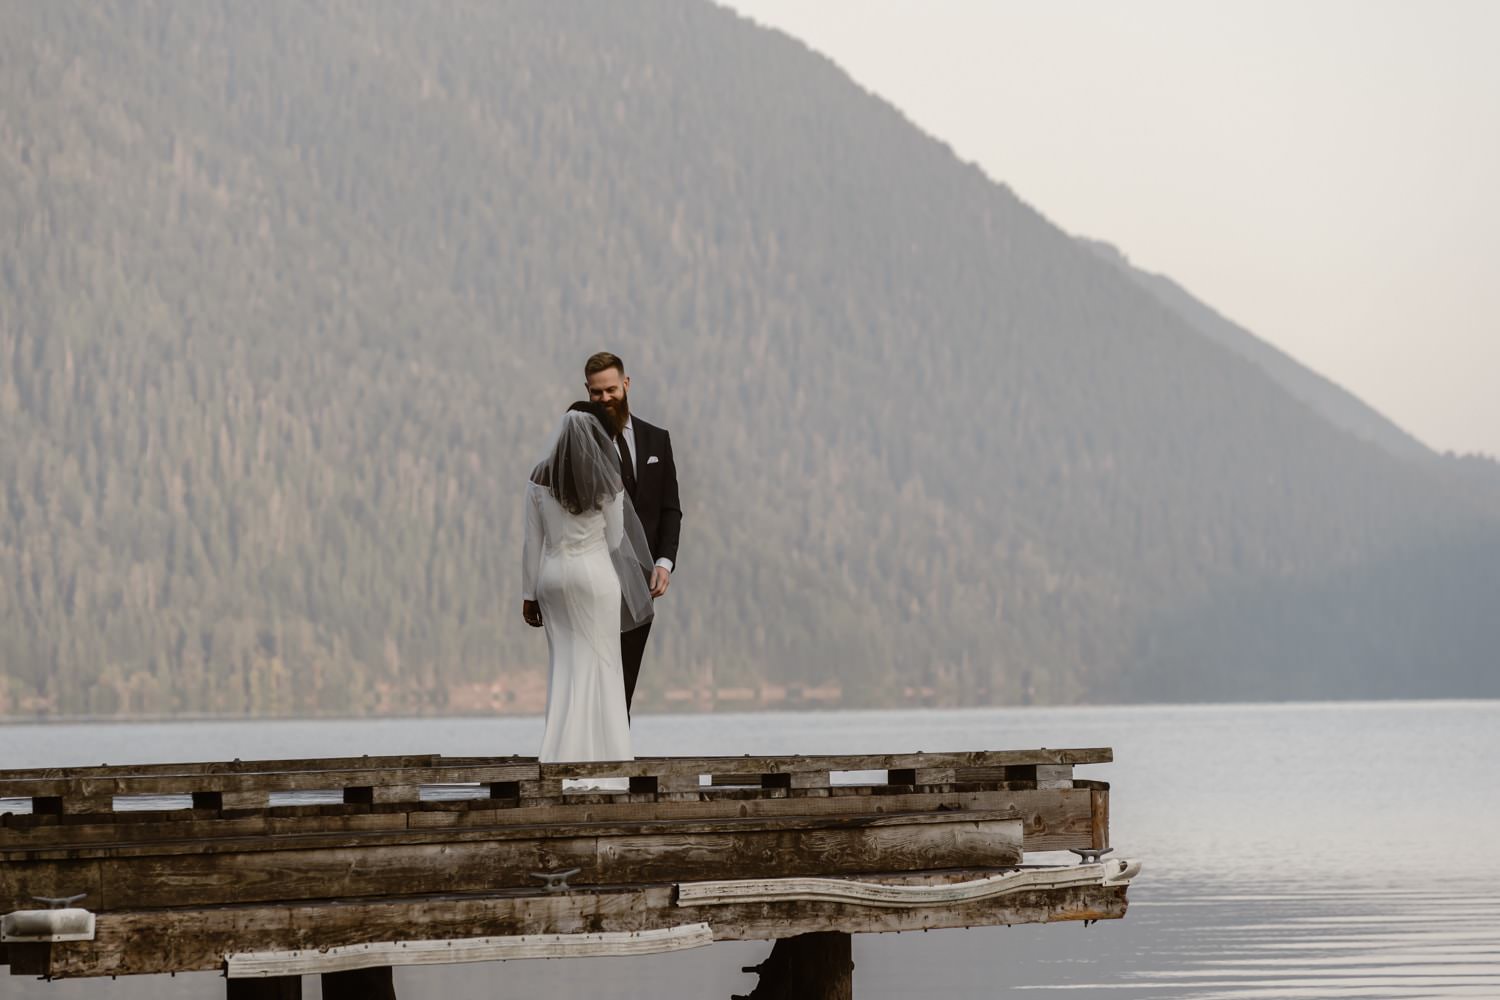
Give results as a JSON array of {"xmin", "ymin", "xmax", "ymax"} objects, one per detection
[{"xmin": 584, "ymin": 351, "xmax": 682, "ymax": 714}]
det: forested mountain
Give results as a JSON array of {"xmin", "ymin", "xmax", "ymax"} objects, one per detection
[{"xmin": 2, "ymin": 1, "xmax": 1497, "ymax": 717}]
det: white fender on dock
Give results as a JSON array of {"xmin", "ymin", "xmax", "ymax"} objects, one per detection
[{"xmin": 1, "ymin": 907, "xmax": 97, "ymax": 943}]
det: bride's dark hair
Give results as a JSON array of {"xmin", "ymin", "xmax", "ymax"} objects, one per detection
[
  {"xmin": 531, "ymin": 401, "xmax": 621, "ymax": 515},
  {"xmin": 567, "ymin": 399, "xmax": 615, "ymax": 434}
]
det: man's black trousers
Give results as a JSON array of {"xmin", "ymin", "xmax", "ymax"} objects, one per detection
[{"xmin": 622, "ymin": 622, "xmax": 651, "ymax": 716}]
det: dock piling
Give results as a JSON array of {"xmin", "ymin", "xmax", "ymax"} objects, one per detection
[
  {"xmin": 736, "ymin": 932, "xmax": 853, "ymax": 999},
  {"xmin": 322, "ymin": 965, "xmax": 396, "ymax": 1000},
  {"xmin": 225, "ymin": 976, "xmax": 300, "ymax": 999}
]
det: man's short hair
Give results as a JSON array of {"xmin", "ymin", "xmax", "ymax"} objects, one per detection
[{"xmin": 584, "ymin": 352, "xmax": 625, "ymax": 379}]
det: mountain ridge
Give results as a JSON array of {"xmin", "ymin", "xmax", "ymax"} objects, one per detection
[
  {"xmin": 2, "ymin": 0, "xmax": 1496, "ymax": 717},
  {"xmin": 1080, "ymin": 238, "xmax": 1434, "ymax": 463}
]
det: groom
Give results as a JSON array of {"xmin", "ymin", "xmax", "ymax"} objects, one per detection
[{"xmin": 585, "ymin": 352, "xmax": 681, "ymax": 714}]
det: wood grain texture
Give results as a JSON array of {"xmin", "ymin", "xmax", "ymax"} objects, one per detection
[
  {"xmin": 0, "ymin": 750, "xmax": 1107, "ymax": 795},
  {"xmin": 1, "ymin": 810, "xmax": 411, "ymax": 851},
  {"xmin": 1035, "ymin": 764, "xmax": 1075, "ymax": 789},
  {"xmin": 95, "ymin": 836, "xmax": 601, "ymax": 909},
  {"xmin": 541, "ymin": 749, "xmax": 1111, "ymax": 780},
  {"xmin": 82, "ymin": 813, "xmax": 1022, "ymax": 909},
  {"xmin": 2, "ymin": 747, "xmax": 1117, "ymax": 981},
  {"xmin": 2, "ymin": 788, "xmax": 1098, "ymax": 857},
  {"xmin": 227, "ymin": 924, "xmax": 715, "ymax": 976},
  {"xmin": 6, "ymin": 806, "xmax": 1029, "ymax": 860},
  {"xmin": 1, "ymin": 764, "xmax": 537, "ymax": 801},
  {"xmin": 0, "ymin": 858, "xmax": 101, "ymax": 914},
  {"xmin": 676, "ymin": 863, "xmax": 1126, "ymax": 907},
  {"xmin": 0, "ymin": 755, "xmax": 446, "ymax": 782},
  {"xmin": 31, "ymin": 876, "xmax": 1130, "ymax": 978},
  {"xmin": 1083, "ymin": 780, "xmax": 1111, "ymax": 851}
]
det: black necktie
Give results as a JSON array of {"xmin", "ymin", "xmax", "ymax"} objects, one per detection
[{"xmin": 617, "ymin": 432, "xmax": 637, "ymax": 499}]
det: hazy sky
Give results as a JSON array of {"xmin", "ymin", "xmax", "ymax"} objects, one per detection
[{"xmin": 721, "ymin": 1, "xmax": 1499, "ymax": 457}]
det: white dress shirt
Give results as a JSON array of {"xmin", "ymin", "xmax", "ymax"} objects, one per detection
[{"xmin": 617, "ymin": 416, "xmax": 673, "ymax": 574}]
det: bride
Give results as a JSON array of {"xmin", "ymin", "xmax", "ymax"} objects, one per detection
[{"xmin": 521, "ymin": 402, "xmax": 655, "ymax": 763}]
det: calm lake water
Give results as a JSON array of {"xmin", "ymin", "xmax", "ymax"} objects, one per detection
[{"xmin": 3, "ymin": 701, "xmax": 1498, "ymax": 998}]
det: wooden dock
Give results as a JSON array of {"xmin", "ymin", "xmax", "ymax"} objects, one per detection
[{"xmin": 0, "ymin": 748, "xmax": 1137, "ymax": 997}]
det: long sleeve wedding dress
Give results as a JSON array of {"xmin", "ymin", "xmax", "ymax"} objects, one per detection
[{"xmin": 523, "ymin": 483, "xmax": 633, "ymax": 763}]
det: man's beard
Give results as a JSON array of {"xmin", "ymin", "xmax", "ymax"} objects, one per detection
[{"xmin": 605, "ymin": 391, "xmax": 630, "ymax": 433}]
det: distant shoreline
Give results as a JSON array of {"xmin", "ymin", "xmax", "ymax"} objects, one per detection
[{"xmin": 3, "ymin": 696, "xmax": 1497, "ymax": 728}]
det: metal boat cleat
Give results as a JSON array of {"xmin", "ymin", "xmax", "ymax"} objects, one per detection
[{"xmin": 33, "ymin": 893, "xmax": 89, "ymax": 909}]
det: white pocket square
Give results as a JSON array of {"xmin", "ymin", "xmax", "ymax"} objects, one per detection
[{"xmin": 646, "ymin": 455, "xmax": 660, "ymax": 465}]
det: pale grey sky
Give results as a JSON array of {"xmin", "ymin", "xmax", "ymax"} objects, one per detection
[{"xmin": 722, "ymin": 0, "xmax": 1500, "ymax": 458}]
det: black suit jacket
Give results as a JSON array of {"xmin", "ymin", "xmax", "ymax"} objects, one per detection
[{"xmin": 626, "ymin": 417, "xmax": 682, "ymax": 567}]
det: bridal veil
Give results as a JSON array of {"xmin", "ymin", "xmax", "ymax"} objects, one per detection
[{"xmin": 524, "ymin": 410, "xmax": 656, "ymax": 632}]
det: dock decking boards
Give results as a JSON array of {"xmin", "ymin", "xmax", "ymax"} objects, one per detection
[{"xmin": 0, "ymin": 749, "xmax": 1133, "ymax": 995}]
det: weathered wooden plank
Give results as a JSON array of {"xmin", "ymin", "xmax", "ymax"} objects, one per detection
[
  {"xmin": 0, "ymin": 745, "xmax": 1121, "ymax": 984},
  {"xmin": 622, "ymin": 773, "xmax": 701, "ymax": 799},
  {"xmin": 31, "ymin": 877, "xmax": 1130, "ymax": 978},
  {"xmin": 700, "ymin": 882, "xmax": 1126, "ymax": 940},
  {"xmin": 229, "ymin": 924, "xmax": 716, "ymax": 976},
  {"xmin": 0, "ymin": 764, "xmax": 538, "ymax": 800},
  {"xmin": 1085, "ymin": 780, "xmax": 1110, "ymax": 850},
  {"xmin": 9, "ymin": 819, "xmax": 621, "ymax": 864},
  {"xmin": 83, "ymin": 813, "xmax": 1022, "ymax": 909},
  {"xmin": 0, "ymin": 810, "xmax": 412, "ymax": 850},
  {"xmin": 41, "ymin": 890, "xmax": 658, "ymax": 978},
  {"xmin": 408, "ymin": 787, "xmax": 1096, "ymax": 852},
  {"xmin": 93, "ymin": 836, "xmax": 595, "ymax": 909},
  {"xmin": 2, "ymin": 794, "xmax": 1074, "ymax": 862},
  {"xmin": 193, "ymin": 791, "xmax": 271, "ymax": 811},
  {"xmin": 2, "ymin": 787, "xmax": 1097, "ymax": 859},
  {"xmin": 1035, "ymin": 764, "xmax": 1074, "ymax": 789},
  {"xmin": 0, "ymin": 750, "xmax": 1107, "ymax": 799},
  {"xmin": 0, "ymin": 858, "xmax": 102, "ymax": 915},
  {"xmin": 3, "ymin": 757, "xmax": 1101, "ymax": 827},
  {"xmin": 541, "ymin": 748, "xmax": 1111, "ymax": 780},
  {"xmin": 594, "ymin": 817, "xmax": 1021, "ymax": 887},
  {"xmin": 518, "ymin": 778, "xmax": 563, "ymax": 804},
  {"xmin": 789, "ymin": 771, "xmax": 831, "ymax": 792},
  {"xmin": 677, "ymin": 863, "xmax": 1127, "ymax": 907},
  {"xmin": 341, "ymin": 785, "xmax": 421, "ymax": 806},
  {"xmin": 890, "ymin": 767, "xmax": 957, "ymax": 786},
  {"xmin": 28, "ymin": 794, "xmax": 114, "ymax": 817},
  {"xmin": 0, "ymin": 755, "xmax": 446, "ymax": 782}
]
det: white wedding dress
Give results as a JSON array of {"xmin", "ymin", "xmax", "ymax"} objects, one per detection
[{"xmin": 523, "ymin": 483, "xmax": 633, "ymax": 763}]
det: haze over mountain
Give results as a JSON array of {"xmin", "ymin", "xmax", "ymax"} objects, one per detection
[
  {"xmin": 1080, "ymin": 239, "xmax": 1434, "ymax": 463},
  {"xmin": 3, "ymin": 0, "xmax": 1496, "ymax": 717}
]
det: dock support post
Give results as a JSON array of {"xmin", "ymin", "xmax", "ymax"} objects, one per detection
[
  {"xmin": 322, "ymin": 965, "xmax": 397, "ymax": 1000},
  {"xmin": 226, "ymin": 977, "xmax": 301, "ymax": 999},
  {"xmin": 735, "ymin": 932, "xmax": 853, "ymax": 999}
]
